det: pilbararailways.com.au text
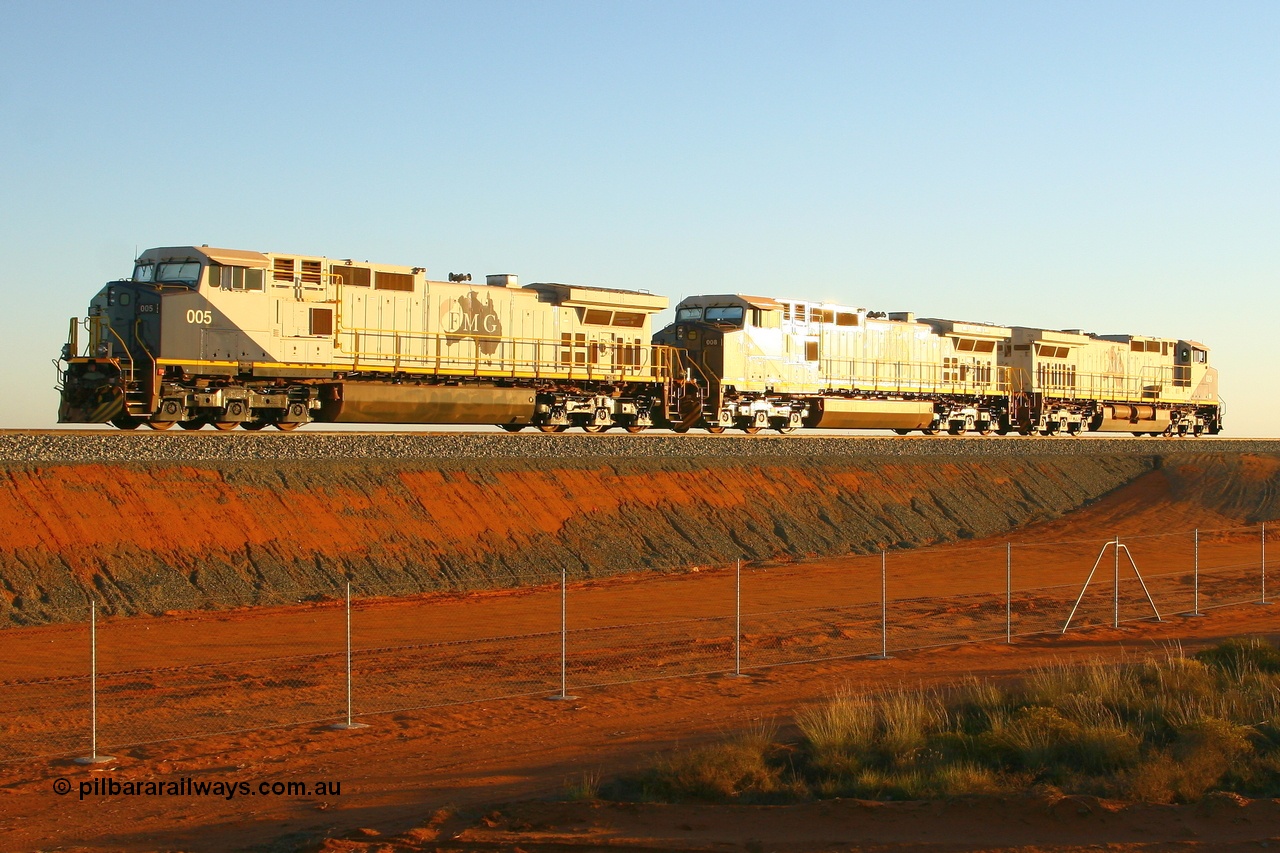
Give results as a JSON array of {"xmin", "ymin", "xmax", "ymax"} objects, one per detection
[{"xmin": 55, "ymin": 777, "xmax": 344, "ymax": 801}]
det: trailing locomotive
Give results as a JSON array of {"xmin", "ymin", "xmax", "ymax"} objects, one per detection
[
  {"xmin": 655, "ymin": 295, "xmax": 1222, "ymax": 436},
  {"xmin": 57, "ymin": 245, "xmax": 1222, "ymax": 436}
]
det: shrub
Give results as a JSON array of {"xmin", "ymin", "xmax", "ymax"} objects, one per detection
[
  {"xmin": 1195, "ymin": 636, "xmax": 1280, "ymax": 676},
  {"xmin": 612, "ymin": 637, "xmax": 1280, "ymax": 806},
  {"xmin": 1124, "ymin": 717, "xmax": 1252, "ymax": 803},
  {"xmin": 634, "ymin": 721, "xmax": 798, "ymax": 804}
]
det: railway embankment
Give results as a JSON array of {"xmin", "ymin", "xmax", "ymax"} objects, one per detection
[{"xmin": 0, "ymin": 433, "xmax": 1277, "ymax": 625}]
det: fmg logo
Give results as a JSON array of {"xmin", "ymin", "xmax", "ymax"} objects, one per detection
[{"xmin": 440, "ymin": 292, "xmax": 502, "ymax": 355}]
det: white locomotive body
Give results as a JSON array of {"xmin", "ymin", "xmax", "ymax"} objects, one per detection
[
  {"xmin": 655, "ymin": 293, "xmax": 1221, "ymax": 436},
  {"xmin": 59, "ymin": 246, "xmax": 676, "ymax": 431},
  {"xmin": 1000, "ymin": 327, "xmax": 1220, "ymax": 436},
  {"xmin": 654, "ymin": 295, "xmax": 1014, "ymax": 434}
]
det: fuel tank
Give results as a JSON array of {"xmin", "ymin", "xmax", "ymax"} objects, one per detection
[
  {"xmin": 319, "ymin": 383, "xmax": 537, "ymax": 425},
  {"xmin": 1092, "ymin": 404, "xmax": 1171, "ymax": 433},
  {"xmin": 806, "ymin": 398, "xmax": 936, "ymax": 430}
]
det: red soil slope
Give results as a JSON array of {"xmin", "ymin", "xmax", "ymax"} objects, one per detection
[{"xmin": 0, "ymin": 453, "xmax": 1172, "ymax": 624}]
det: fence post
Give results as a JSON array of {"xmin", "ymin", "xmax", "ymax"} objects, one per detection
[
  {"xmin": 75, "ymin": 600, "xmax": 113, "ymax": 765},
  {"xmin": 1113, "ymin": 535, "xmax": 1120, "ymax": 628},
  {"xmin": 331, "ymin": 581, "xmax": 368, "ymax": 730},
  {"xmin": 548, "ymin": 566, "xmax": 577, "ymax": 700},
  {"xmin": 869, "ymin": 550, "xmax": 892, "ymax": 659},
  {"xmin": 1261, "ymin": 522, "xmax": 1271, "ymax": 606},
  {"xmin": 1191, "ymin": 529, "xmax": 1203, "ymax": 616},
  {"xmin": 1005, "ymin": 542, "xmax": 1012, "ymax": 644},
  {"xmin": 731, "ymin": 558, "xmax": 745, "ymax": 677}
]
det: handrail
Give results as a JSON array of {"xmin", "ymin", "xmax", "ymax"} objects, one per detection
[
  {"xmin": 1026, "ymin": 364, "xmax": 1193, "ymax": 403},
  {"xmin": 727, "ymin": 355, "xmax": 1198, "ymax": 404},
  {"xmin": 102, "ymin": 322, "xmax": 135, "ymax": 382},
  {"xmin": 133, "ymin": 317, "xmax": 157, "ymax": 378},
  {"xmin": 740, "ymin": 355, "xmax": 1016, "ymax": 396},
  {"xmin": 334, "ymin": 327, "xmax": 679, "ymax": 383}
]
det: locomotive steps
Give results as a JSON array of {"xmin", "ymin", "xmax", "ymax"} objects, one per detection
[{"xmin": 0, "ymin": 433, "xmax": 1277, "ymax": 625}]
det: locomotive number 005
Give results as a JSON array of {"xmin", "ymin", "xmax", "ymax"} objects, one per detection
[{"xmin": 185, "ymin": 309, "xmax": 212, "ymax": 325}]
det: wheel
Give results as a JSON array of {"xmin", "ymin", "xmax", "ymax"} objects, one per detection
[
  {"xmin": 947, "ymin": 426, "xmax": 965, "ymax": 436},
  {"xmin": 110, "ymin": 414, "xmax": 141, "ymax": 430},
  {"xmin": 212, "ymin": 421, "xmax": 238, "ymax": 432},
  {"xmin": 499, "ymin": 424, "xmax": 525, "ymax": 433},
  {"xmin": 625, "ymin": 425, "xmax": 647, "ymax": 434},
  {"xmin": 1132, "ymin": 431, "xmax": 1145, "ymax": 437},
  {"xmin": 178, "ymin": 420, "xmax": 206, "ymax": 431},
  {"xmin": 537, "ymin": 424, "xmax": 567, "ymax": 433},
  {"xmin": 706, "ymin": 425, "xmax": 726, "ymax": 434},
  {"xmin": 893, "ymin": 428, "xmax": 912, "ymax": 436},
  {"xmin": 922, "ymin": 428, "xmax": 940, "ymax": 436},
  {"xmin": 777, "ymin": 426, "xmax": 797, "ymax": 434},
  {"xmin": 741, "ymin": 426, "xmax": 762, "ymax": 435},
  {"xmin": 242, "ymin": 421, "xmax": 268, "ymax": 431},
  {"xmin": 274, "ymin": 421, "xmax": 301, "ymax": 431},
  {"xmin": 147, "ymin": 420, "xmax": 175, "ymax": 430},
  {"xmin": 978, "ymin": 427, "xmax": 994, "ymax": 436},
  {"xmin": 581, "ymin": 424, "xmax": 609, "ymax": 434},
  {"xmin": 672, "ymin": 425, "xmax": 690, "ymax": 433}
]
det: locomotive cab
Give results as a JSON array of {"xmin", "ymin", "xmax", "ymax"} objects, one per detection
[{"xmin": 58, "ymin": 274, "xmax": 169, "ymax": 427}]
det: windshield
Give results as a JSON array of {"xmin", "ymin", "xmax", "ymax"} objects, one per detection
[
  {"xmin": 133, "ymin": 263, "xmax": 155, "ymax": 282},
  {"xmin": 676, "ymin": 307, "xmax": 703, "ymax": 321},
  {"xmin": 155, "ymin": 262, "xmax": 202, "ymax": 286},
  {"xmin": 704, "ymin": 306, "xmax": 745, "ymax": 325}
]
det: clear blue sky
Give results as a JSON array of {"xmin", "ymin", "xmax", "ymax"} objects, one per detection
[{"xmin": 2, "ymin": 1, "xmax": 1276, "ymax": 434}]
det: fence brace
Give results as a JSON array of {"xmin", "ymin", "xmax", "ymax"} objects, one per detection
[{"xmin": 1062, "ymin": 537, "xmax": 1161, "ymax": 633}]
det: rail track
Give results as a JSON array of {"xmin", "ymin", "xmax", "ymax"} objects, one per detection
[{"xmin": 0, "ymin": 428, "xmax": 1277, "ymax": 464}]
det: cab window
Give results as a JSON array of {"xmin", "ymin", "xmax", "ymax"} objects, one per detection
[
  {"xmin": 676, "ymin": 307, "xmax": 703, "ymax": 321},
  {"xmin": 133, "ymin": 263, "xmax": 155, "ymax": 282},
  {"xmin": 704, "ymin": 306, "xmax": 745, "ymax": 325},
  {"xmin": 155, "ymin": 262, "xmax": 202, "ymax": 286}
]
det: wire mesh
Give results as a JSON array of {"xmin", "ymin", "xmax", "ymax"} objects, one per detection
[{"xmin": 1, "ymin": 523, "xmax": 1273, "ymax": 763}]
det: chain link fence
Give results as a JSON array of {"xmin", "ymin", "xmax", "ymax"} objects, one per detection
[{"xmin": 0, "ymin": 522, "xmax": 1272, "ymax": 763}]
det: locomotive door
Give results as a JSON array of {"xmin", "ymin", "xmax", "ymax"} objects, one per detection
[{"xmin": 520, "ymin": 308, "xmax": 538, "ymax": 373}]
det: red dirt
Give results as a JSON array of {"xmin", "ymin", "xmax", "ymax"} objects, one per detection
[
  {"xmin": 3, "ymin": 610, "xmax": 1279, "ymax": 852},
  {"xmin": 0, "ymin": 453, "xmax": 1278, "ymax": 852},
  {"xmin": 0, "ymin": 453, "xmax": 1159, "ymax": 623}
]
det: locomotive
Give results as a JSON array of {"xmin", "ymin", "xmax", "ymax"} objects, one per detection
[
  {"xmin": 57, "ymin": 245, "xmax": 1222, "ymax": 436},
  {"xmin": 655, "ymin": 295, "xmax": 1221, "ymax": 436}
]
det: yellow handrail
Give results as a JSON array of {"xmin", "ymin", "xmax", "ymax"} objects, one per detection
[{"xmin": 335, "ymin": 327, "xmax": 679, "ymax": 384}]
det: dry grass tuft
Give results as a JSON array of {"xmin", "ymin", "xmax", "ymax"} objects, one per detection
[{"xmin": 616, "ymin": 636, "xmax": 1280, "ymax": 805}]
